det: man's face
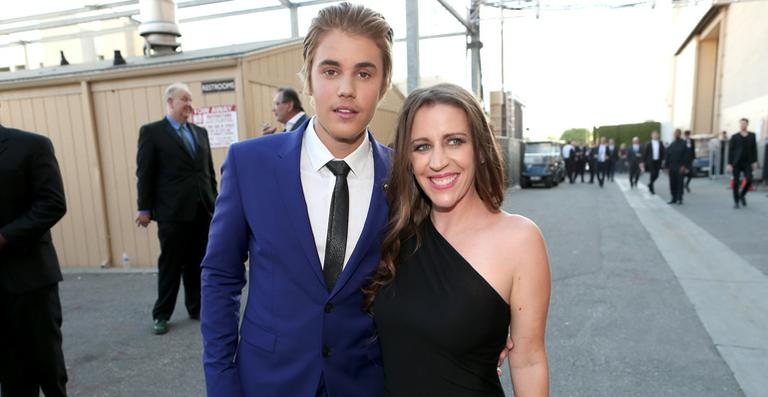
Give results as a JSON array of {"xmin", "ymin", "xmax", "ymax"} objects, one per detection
[
  {"xmin": 167, "ymin": 88, "xmax": 193, "ymax": 123},
  {"xmin": 674, "ymin": 130, "xmax": 681, "ymax": 139},
  {"xmin": 600, "ymin": 137, "xmax": 606, "ymax": 145},
  {"xmin": 633, "ymin": 138, "xmax": 640, "ymax": 145},
  {"xmin": 309, "ymin": 29, "xmax": 384, "ymax": 157},
  {"xmin": 740, "ymin": 120, "xmax": 748, "ymax": 131},
  {"xmin": 272, "ymin": 92, "xmax": 294, "ymax": 124},
  {"xmin": 652, "ymin": 132, "xmax": 659, "ymax": 141}
]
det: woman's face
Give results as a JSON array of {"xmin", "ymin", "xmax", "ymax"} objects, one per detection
[{"xmin": 408, "ymin": 103, "xmax": 477, "ymax": 212}]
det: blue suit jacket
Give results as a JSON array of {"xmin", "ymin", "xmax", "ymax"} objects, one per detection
[{"xmin": 201, "ymin": 119, "xmax": 390, "ymax": 397}]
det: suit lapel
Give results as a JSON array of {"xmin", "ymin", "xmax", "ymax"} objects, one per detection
[
  {"xmin": 163, "ymin": 119, "xmax": 195, "ymax": 161},
  {"xmin": 0, "ymin": 126, "xmax": 9, "ymax": 156},
  {"xmin": 331, "ymin": 133, "xmax": 390, "ymax": 297},
  {"xmin": 274, "ymin": 126, "xmax": 326, "ymax": 288}
]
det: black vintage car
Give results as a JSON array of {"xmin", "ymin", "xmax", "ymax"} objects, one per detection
[{"xmin": 521, "ymin": 141, "xmax": 566, "ymax": 188}]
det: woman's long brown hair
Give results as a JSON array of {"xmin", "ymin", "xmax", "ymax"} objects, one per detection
[{"xmin": 364, "ymin": 83, "xmax": 505, "ymax": 310}]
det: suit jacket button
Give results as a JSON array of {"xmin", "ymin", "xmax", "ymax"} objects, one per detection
[
  {"xmin": 324, "ymin": 303, "xmax": 333, "ymax": 313},
  {"xmin": 322, "ymin": 346, "xmax": 331, "ymax": 357}
]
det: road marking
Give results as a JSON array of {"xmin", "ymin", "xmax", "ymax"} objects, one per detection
[{"xmin": 616, "ymin": 178, "xmax": 768, "ymax": 397}]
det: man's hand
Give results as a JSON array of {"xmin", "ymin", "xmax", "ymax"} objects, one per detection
[
  {"xmin": 135, "ymin": 212, "xmax": 151, "ymax": 228},
  {"xmin": 0, "ymin": 233, "xmax": 7, "ymax": 252},
  {"xmin": 497, "ymin": 335, "xmax": 514, "ymax": 376},
  {"xmin": 261, "ymin": 122, "xmax": 277, "ymax": 135}
]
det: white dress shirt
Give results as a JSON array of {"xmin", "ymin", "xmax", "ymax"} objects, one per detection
[
  {"xmin": 651, "ymin": 140, "xmax": 660, "ymax": 160},
  {"xmin": 562, "ymin": 144, "xmax": 573, "ymax": 159},
  {"xmin": 300, "ymin": 117, "xmax": 374, "ymax": 270},
  {"xmin": 284, "ymin": 111, "xmax": 306, "ymax": 132},
  {"xmin": 598, "ymin": 145, "xmax": 606, "ymax": 162}
]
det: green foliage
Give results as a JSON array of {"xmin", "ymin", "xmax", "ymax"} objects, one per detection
[
  {"xmin": 594, "ymin": 121, "xmax": 660, "ymax": 146},
  {"xmin": 560, "ymin": 128, "xmax": 591, "ymax": 143}
]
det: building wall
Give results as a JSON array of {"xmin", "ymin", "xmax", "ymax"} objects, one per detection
[
  {"xmin": 672, "ymin": 41, "xmax": 697, "ymax": 141},
  {"xmin": 89, "ymin": 66, "xmax": 240, "ymax": 268},
  {"xmin": 0, "ymin": 84, "xmax": 110, "ymax": 268},
  {"xmin": 719, "ymin": 1, "xmax": 768, "ymax": 145}
]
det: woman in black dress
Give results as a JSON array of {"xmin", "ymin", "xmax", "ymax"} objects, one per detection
[{"xmin": 366, "ymin": 83, "xmax": 551, "ymax": 396}]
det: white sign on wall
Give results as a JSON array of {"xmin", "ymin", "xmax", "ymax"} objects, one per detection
[{"xmin": 193, "ymin": 105, "xmax": 239, "ymax": 148}]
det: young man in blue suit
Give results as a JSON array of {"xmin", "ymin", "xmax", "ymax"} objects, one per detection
[{"xmin": 201, "ymin": 3, "xmax": 393, "ymax": 396}]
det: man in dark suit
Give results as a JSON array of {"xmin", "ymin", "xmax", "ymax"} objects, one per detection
[
  {"xmin": 666, "ymin": 129, "xmax": 688, "ymax": 204},
  {"xmin": 683, "ymin": 130, "xmax": 696, "ymax": 192},
  {"xmin": 626, "ymin": 136, "xmax": 644, "ymax": 188},
  {"xmin": 260, "ymin": 87, "xmax": 309, "ymax": 134},
  {"xmin": 607, "ymin": 138, "xmax": 617, "ymax": 181},
  {"xmin": 136, "ymin": 82, "xmax": 218, "ymax": 335},
  {"xmin": 644, "ymin": 130, "xmax": 665, "ymax": 194},
  {"xmin": 592, "ymin": 137, "xmax": 612, "ymax": 187},
  {"xmin": 0, "ymin": 123, "xmax": 68, "ymax": 396},
  {"xmin": 575, "ymin": 144, "xmax": 587, "ymax": 182},
  {"xmin": 727, "ymin": 118, "xmax": 759, "ymax": 208}
]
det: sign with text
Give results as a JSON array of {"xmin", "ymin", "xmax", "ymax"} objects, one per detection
[
  {"xmin": 192, "ymin": 105, "xmax": 238, "ymax": 148},
  {"xmin": 201, "ymin": 79, "xmax": 235, "ymax": 93}
]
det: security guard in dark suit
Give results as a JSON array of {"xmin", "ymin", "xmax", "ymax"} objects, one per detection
[{"xmin": 0, "ymin": 123, "xmax": 68, "ymax": 396}]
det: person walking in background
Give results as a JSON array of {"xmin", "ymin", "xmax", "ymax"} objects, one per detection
[
  {"xmin": 666, "ymin": 129, "xmax": 688, "ymax": 205},
  {"xmin": 720, "ymin": 130, "xmax": 728, "ymax": 176},
  {"xmin": 727, "ymin": 118, "xmax": 759, "ymax": 208},
  {"xmin": 587, "ymin": 142, "xmax": 597, "ymax": 184},
  {"xmin": 644, "ymin": 130, "xmax": 665, "ymax": 194},
  {"xmin": 135, "ymin": 82, "xmax": 218, "ymax": 335},
  {"xmin": 260, "ymin": 87, "xmax": 309, "ymax": 134},
  {"xmin": 201, "ymin": 4, "xmax": 394, "ymax": 396},
  {"xmin": 683, "ymin": 130, "xmax": 696, "ymax": 192},
  {"xmin": 626, "ymin": 136, "xmax": 643, "ymax": 188},
  {"xmin": 762, "ymin": 134, "xmax": 768, "ymax": 191},
  {"xmin": 562, "ymin": 140, "xmax": 575, "ymax": 183},
  {"xmin": 617, "ymin": 142, "xmax": 628, "ymax": 174},
  {"xmin": 369, "ymin": 83, "xmax": 551, "ymax": 397},
  {"xmin": 593, "ymin": 137, "xmax": 611, "ymax": 188},
  {"xmin": 708, "ymin": 135, "xmax": 721, "ymax": 179},
  {"xmin": 575, "ymin": 143, "xmax": 587, "ymax": 183},
  {"xmin": 0, "ymin": 122, "xmax": 68, "ymax": 396},
  {"xmin": 607, "ymin": 138, "xmax": 617, "ymax": 181}
]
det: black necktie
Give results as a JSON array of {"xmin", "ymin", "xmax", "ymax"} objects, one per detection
[{"xmin": 323, "ymin": 160, "xmax": 351, "ymax": 292}]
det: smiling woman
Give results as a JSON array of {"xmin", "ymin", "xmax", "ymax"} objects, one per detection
[{"xmin": 367, "ymin": 83, "xmax": 552, "ymax": 397}]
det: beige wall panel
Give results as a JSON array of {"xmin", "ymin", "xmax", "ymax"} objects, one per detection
[
  {"xmin": 0, "ymin": 86, "xmax": 107, "ymax": 267},
  {"xmin": 720, "ymin": 2, "xmax": 768, "ymax": 109},
  {"xmin": 67, "ymin": 93, "xmax": 109, "ymax": 266},
  {"xmin": 672, "ymin": 42, "xmax": 697, "ymax": 140},
  {"xmin": 693, "ymin": 40, "xmax": 718, "ymax": 135}
]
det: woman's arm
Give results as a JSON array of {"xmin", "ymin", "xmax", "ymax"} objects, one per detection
[{"xmin": 507, "ymin": 219, "xmax": 551, "ymax": 396}]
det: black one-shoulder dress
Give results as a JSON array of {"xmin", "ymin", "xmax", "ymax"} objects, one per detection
[{"xmin": 374, "ymin": 218, "xmax": 511, "ymax": 397}]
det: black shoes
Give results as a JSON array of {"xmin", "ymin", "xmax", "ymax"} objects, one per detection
[
  {"xmin": 734, "ymin": 202, "xmax": 740, "ymax": 209},
  {"xmin": 668, "ymin": 200, "xmax": 677, "ymax": 205},
  {"xmin": 153, "ymin": 319, "xmax": 169, "ymax": 335},
  {"xmin": 648, "ymin": 184, "xmax": 655, "ymax": 194},
  {"xmin": 740, "ymin": 196, "xmax": 747, "ymax": 207}
]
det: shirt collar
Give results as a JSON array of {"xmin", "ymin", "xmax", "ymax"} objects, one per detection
[
  {"xmin": 166, "ymin": 115, "xmax": 184, "ymax": 130},
  {"xmin": 304, "ymin": 116, "xmax": 370, "ymax": 176},
  {"xmin": 286, "ymin": 111, "xmax": 305, "ymax": 129}
]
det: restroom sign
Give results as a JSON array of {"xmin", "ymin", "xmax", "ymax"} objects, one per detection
[
  {"xmin": 201, "ymin": 79, "xmax": 235, "ymax": 93},
  {"xmin": 193, "ymin": 105, "xmax": 239, "ymax": 148}
]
